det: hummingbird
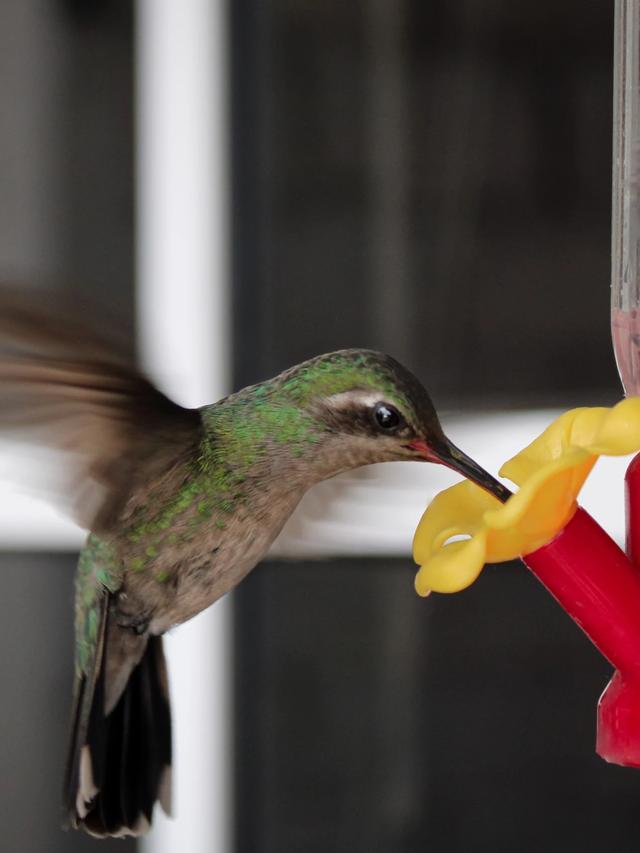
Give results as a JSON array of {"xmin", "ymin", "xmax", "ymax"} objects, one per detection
[{"xmin": 0, "ymin": 290, "xmax": 508, "ymax": 838}]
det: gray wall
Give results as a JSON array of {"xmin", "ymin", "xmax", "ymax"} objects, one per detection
[
  {"xmin": 0, "ymin": 0, "xmax": 134, "ymax": 321},
  {"xmin": 0, "ymin": 2, "xmax": 134, "ymax": 851}
]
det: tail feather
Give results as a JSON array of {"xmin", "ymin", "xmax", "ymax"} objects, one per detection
[
  {"xmin": 63, "ymin": 592, "xmax": 109, "ymax": 823},
  {"xmin": 64, "ymin": 601, "xmax": 172, "ymax": 837}
]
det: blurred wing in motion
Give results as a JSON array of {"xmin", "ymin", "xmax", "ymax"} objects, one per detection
[{"xmin": 0, "ymin": 287, "xmax": 202, "ymax": 533}]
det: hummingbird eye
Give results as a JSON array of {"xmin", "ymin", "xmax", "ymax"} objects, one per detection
[{"xmin": 374, "ymin": 402, "xmax": 403, "ymax": 432}]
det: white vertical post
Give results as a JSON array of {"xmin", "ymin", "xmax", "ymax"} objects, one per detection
[{"xmin": 135, "ymin": 2, "xmax": 231, "ymax": 852}]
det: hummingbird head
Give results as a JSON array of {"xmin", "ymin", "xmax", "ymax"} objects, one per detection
[{"xmin": 275, "ymin": 349, "xmax": 510, "ymax": 502}]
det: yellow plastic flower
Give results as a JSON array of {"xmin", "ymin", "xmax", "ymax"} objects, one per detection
[{"xmin": 413, "ymin": 397, "xmax": 640, "ymax": 596}]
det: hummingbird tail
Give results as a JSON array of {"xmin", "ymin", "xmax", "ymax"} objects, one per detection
[{"xmin": 63, "ymin": 601, "xmax": 172, "ymax": 837}]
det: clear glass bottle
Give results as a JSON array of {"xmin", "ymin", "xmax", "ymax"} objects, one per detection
[{"xmin": 612, "ymin": 0, "xmax": 640, "ymax": 396}]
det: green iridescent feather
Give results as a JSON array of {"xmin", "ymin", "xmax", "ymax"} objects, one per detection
[{"xmin": 74, "ymin": 534, "xmax": 123, "ymax": 676}]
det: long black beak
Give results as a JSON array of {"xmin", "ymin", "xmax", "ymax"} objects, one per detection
[{"xmin": 410, "ymin": 436, "xmax": 512, "ymax": 504}]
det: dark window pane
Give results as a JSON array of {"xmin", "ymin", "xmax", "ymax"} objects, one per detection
[
  {"xmin": 231, "ymin": 1, "xmax": 616, "ymax": 407},
  {"xmin": 235, "ymin": 560, "xmax": 640, "ymax": 853}
]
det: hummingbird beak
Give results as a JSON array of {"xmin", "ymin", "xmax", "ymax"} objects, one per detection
[{"xmin": 408, "ymin": 436, "xmax": 511, "ymax": 503}]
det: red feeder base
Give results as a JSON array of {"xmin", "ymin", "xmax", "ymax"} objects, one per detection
[
  {"xmin": 524, "ymin": 505, "xmax": 640, "ymax": 767},
  {"xmin": 598, "ymin": 671, "xmax": 640, "ymax": 766}
]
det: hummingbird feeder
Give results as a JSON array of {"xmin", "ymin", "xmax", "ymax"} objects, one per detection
[{"xmin": 413, "ymin": 0, "xmax": 640, "ymax": 768}]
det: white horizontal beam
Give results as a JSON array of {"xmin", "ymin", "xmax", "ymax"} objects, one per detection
[{"xmin": 0, "ymin": 409, "xmax": 629, "ymax": 554}]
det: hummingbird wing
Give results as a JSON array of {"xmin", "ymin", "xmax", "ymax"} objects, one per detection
[{"xmin": 0, "ymin": 287, "xmax": 202, "ymax": 534}]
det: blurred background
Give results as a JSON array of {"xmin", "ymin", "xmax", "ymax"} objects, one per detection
[{"xmin": 1, "ymin": 1, "xmax": 638, "ymax": 852}]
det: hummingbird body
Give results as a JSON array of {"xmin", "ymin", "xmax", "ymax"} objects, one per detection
[
  {"xmin": 88, "ymin": 352, "xmax": 440, "ymax": 639},
  {"xmin": 0, "ymin": 293, "xmax": 508, "ymax": 837}
]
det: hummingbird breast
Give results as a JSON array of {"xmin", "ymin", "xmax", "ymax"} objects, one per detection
[
  {"xmin": 115, "ymin": 476, "xmax": 307, "ymax": 635},
  {"xmin": 109, "ymin": 398, "xmax": 341, "ymax": 635}
]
